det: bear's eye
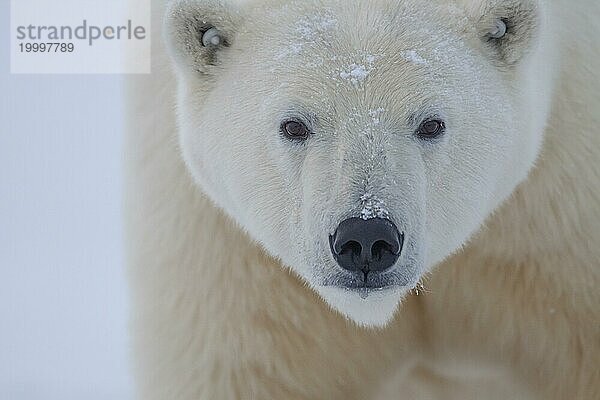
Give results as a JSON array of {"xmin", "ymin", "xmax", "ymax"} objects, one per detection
[
  {"xmin": 281, "ymin": 119, "xmax": 311, "ymax": 141},
  {"xmin": 416, "ymin": 118, "xmax": 446, "ymax": 139}
]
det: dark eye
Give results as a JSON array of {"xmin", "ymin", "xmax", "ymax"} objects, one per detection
[
  {"xmin": 281, "ymin": 119, "xmax": 310, "ymax": 140},
  {"xmin": 416, "ymin": 118, "xmax": 446, "ymax": 139}
]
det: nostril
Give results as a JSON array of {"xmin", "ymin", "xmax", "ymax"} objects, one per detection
[
  {"xmin": 340, "ymin": 240, "xmax": 362, "ymax": 257},
  {"xmin": 371, "ymin": 240, "xmax": 393, "ymax": 261}
]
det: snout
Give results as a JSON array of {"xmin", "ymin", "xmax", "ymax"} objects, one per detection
[{"xmin": 329, "ymin": 218, "xmax": 403, "ymax": 279}]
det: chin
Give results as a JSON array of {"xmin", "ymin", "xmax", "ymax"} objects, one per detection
[{"xmin": 316, "ymin": 285, "xmax": 407, "ymax": 328}]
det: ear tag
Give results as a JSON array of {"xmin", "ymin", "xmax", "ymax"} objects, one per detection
[
  {"xmin": 489, "ymin": 19, "xmax": 507, "ymax": 39},
  {"xmin": 202, "ymin": 27, "xmax": 222, "ymax": 47}
]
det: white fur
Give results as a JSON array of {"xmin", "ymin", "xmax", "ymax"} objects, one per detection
[
  {"xmin": 166, "ymin": 0, "xmax": 551, "ymax": 325},
  {"xmin": 126, "ymin": 0, "xmax": 600, "ymax": 398}
]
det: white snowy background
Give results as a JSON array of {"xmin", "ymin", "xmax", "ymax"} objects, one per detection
[{"xmin": 0, "ymin": 1, "xmax": 133, "ymax": 399}]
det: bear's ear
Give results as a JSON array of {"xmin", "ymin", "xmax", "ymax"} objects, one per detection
[
  {"xmin": 164, "ymin": 0, "xmax": 241, "ymax": 75},
  {"xmin": 475, "ymin": 0, "xmax": 541, "ymax": 67}
]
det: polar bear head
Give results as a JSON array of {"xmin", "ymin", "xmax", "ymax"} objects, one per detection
[{"xmin": 165, "ymin": 0, "xmax": 553, "ymax": 327}]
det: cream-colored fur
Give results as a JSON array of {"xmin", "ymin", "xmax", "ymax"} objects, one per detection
[{"xmin": 125, "ymin": 0, "xmax": 600, "ymax": 398}]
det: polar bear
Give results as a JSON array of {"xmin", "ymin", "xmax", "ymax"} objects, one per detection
[{"xmin": 125, "ymin": 0, "xmax": 600, "ymax": 398}]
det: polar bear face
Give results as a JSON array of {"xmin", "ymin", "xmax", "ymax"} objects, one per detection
[{"xmin": 166, "ymin": 0, "xmax": 551, "ymax": 326}]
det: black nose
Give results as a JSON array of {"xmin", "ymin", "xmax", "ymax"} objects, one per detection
[{"xmin": 329, "ymin": 218, "xmax": 403, "ymax": 274}]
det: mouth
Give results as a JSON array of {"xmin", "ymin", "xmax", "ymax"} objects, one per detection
[
  {"xmin": 342, "ymin": 284, "xmax": 400, "ymax": 300},
  {"xmin": 321, "ymin": 268, "xmax": 415, "ymax": 293}
]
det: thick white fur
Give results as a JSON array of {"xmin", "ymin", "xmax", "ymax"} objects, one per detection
[{"xmin": 125, "ymin": 0, "xmax": 600, "ymax": 398}]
